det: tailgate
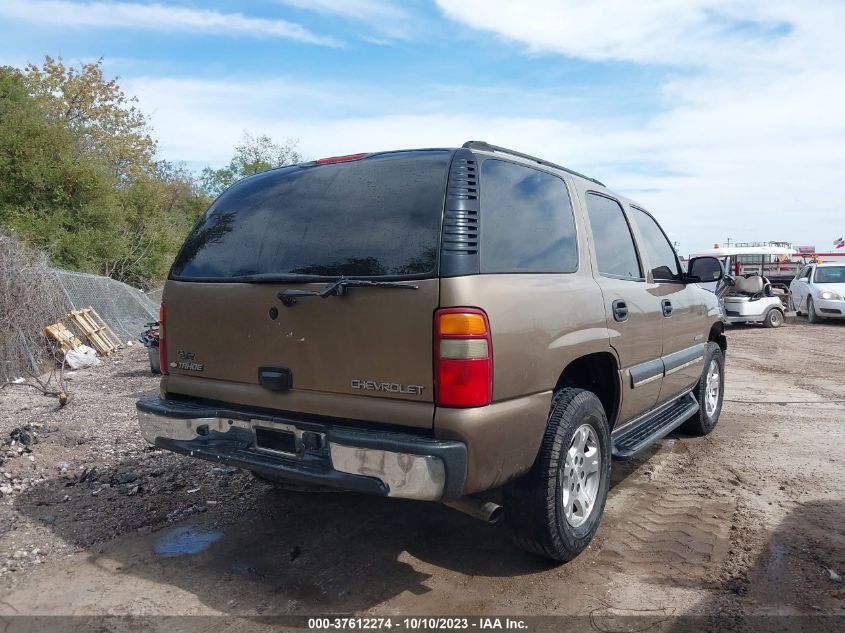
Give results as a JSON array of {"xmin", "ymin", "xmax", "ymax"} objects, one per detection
[
  {"xmin": 159, "ymin": 150, "xmax": 453, "ymax": 429},
  {"xmin": 163, "ymin": 279, "xmax": 438, "ymax": 411}
]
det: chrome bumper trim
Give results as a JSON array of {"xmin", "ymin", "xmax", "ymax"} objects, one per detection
[
  {"xmin": 138, "ymin": 409, "xmax": 447, "ymax": 501},
  {"xmin": 330, "ymin": 444, "xmax": 445, "ymax": 501}
]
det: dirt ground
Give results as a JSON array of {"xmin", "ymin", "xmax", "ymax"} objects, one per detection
[{"xmin": 0, "ymin": 317, "xmax": 842, "ymax": 630}]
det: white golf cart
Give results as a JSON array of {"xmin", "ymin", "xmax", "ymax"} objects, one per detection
[
  {"xmin": 720, "ymin": 274, "xmax": 785, "ymax": 327},
  {"xmin": 691, "ymin": 245, "xmax": 793, "ymax": 328}
]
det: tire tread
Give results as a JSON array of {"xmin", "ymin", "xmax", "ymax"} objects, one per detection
[
  {"xmin": 506, "ymin": 388, "xmax": 610, "ymax": 561},
  {"xmin": 681, "ymin": 342, "xmax": 724, "ymax": 435}
]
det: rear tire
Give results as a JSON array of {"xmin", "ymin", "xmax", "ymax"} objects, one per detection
[
  {"xmin": 505, "ymin": 388, "xmax": 611, "ymax": 562},
  {"xmin": 681, "ymin": 342, "xmax": 725, "ymax": 436},
  {"xmin": 763, "ymin": 308, "xmax": 783, "ymax": 328},
  {"xmin": 807, "ymin": 297, "xmax": 820, "ymax": 323}
]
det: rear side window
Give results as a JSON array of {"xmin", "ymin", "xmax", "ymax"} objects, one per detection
[
  {"xmin": 480, "ymin": 160, "xmax": 578, "ymax": 273},
  {"xmin": 585, "ymin": 193, "xmax": 641, "ymax": 279},
  {"xmin": 631, "ymin": 207, "xmax": 681, "ymax": 281},
  {"xmin": 170, "ymin": 151, "xmax": 450, "ymax": 280}
]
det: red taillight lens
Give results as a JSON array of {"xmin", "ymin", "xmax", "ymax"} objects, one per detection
[
  {"xmin": 314, "ymin": 153, "xmax": 368, "ymax": 165},
  {"xmin": 159, "ymin": 303, "xmax": 168, "ymax": 375},
  {"xmin": 434, "ymin": 308, "xmax": 492, "ymax": 407}
]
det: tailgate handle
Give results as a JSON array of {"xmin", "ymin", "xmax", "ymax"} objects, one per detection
[{"xmin": 258, "ymin": 367, "xmax": 293, "ymax": 392}]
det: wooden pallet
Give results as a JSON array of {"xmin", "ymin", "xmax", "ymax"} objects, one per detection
[
  {"xmin": 67, "ymin": 308, "xmax": 122, "ymax": 356},
  {"xmin": 44, "ymin": 322, "xmax": 83, "ymax": 351}
]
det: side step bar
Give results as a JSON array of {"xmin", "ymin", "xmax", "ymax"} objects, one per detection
[{"xmin": 611, "ymin": 392, "xmax": 699, "ymax": 459}]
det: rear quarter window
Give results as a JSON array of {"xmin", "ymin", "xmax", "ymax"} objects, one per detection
[{"xmin": 479, "ymin": 159, "xmax": 578, "ymax": 273}]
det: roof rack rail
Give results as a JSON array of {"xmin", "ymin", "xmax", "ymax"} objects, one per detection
[{"xmin": 461, "ymin": 141, "xmax": 605, "ymax": 187}]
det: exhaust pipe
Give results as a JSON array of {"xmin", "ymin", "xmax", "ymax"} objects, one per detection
[{"xmin": 443, "ymin": 496, "xmax": 502, "ymax": 524}]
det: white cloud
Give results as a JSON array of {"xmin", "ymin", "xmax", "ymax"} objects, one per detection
[
  {"xmin": 127, "ymin": 65, "xmax": 845, "ymax": 252},
  {"xmin": 278, "ymin": 0, "xmax": 408, "ymax": 22},
  {"xmin": 426, "ymin": 0, "xmax": 845, "ymax": 251},
  {"xmin": 275, "ymin": 0, "xmax": 416, "ymax": 39},
  {"xmin": 0, "ymin": 0, "xmax": 340, "ymax": 46},
  {"xmin": 433, "ymin": 0, "xmax": 789, "ymax": 66},
  {"xmin": 65, "ymin": 1, "xmax": 845, "ymax": 252}
]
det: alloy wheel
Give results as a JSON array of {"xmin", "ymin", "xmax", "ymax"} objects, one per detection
[
  {"xmin": 704, "ymin": 359, "xmax": 721, "ymax": 417},
  {"xmin": 561, "ymin": 424, "xmax": 601, "ymax": 528}
]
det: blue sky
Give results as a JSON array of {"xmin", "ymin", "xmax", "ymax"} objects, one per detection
[{"xmin": 1, "ymin": 0, "xmax": 843, "ymax": 254}]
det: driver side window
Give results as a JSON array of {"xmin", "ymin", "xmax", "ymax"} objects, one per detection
[{"xmin": 631, "ymin": 207, "xmax": 680, "ymax": 281}]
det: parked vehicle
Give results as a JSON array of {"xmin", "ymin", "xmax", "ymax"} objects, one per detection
[
  {"xmin": 136, "ymin": 142, "xmax": 727, "ymax": 562},
  {"xmin": 789, "ymin": 263, "xmax": 845, "ymax": 322},
  {"xmin": 690, "ymin": 244, "xmax": 800, "ymax": 291},
  {"xmin": 718, "ymin": 274, "xmax": 785, "ymax": 328}
]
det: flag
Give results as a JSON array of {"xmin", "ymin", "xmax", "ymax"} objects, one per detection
[{"xmin": 835, "ymin": 237, "xmax": 845, "ymax": 249}]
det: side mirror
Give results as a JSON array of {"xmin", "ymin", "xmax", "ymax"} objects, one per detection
[
  {"xmin": 798, "ymin": 277, "xmax": 809, "ymax": 283},
  {"xmin": 686, "ymin": 256, "xmax": 723, "ymax": 283}
]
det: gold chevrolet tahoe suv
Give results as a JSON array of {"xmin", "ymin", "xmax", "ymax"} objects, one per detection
[{"xmin": 137, "ymin": 142, "xmax": 727, "ymax": 562}]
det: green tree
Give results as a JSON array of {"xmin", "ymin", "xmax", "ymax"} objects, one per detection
[
  {"xmin": 3, "ymin": 57, "xmax": 306, "ymax": 289},
  {"xmin": 1, "ymin": 64, "xmax": 210, "ymax": 288},
  {"xmin": 102, "ymin": 164, "xmax": 210, "ymax": 286},
  {"xmin": 22, "ymin": 56, "xmax": 157, "ymax": 182},
  {"xmin": 201, "ymin": 133, "xmax": 302, "ymax": 197},
  {"xmin": 0, "ymin": 66, "xmax": 122, "ymax": 271}
]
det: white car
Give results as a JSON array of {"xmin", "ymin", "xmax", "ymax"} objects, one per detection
[{"xmin": 789, "ymin": 263, "xmax": 845, "ymax": 323}]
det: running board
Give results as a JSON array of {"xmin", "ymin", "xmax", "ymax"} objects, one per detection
[{"xmin": 611, "ymin": 392, "xmax": 699, "ymax": 459}]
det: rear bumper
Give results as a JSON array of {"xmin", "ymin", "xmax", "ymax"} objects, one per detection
[{"xmin": 136, "ymin": 395, "xmax": 467, "ymax": 501}]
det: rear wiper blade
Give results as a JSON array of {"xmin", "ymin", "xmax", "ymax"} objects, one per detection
[{"xmin": 278, "ymin": 276, "xmax": 419, "ymax": 307}]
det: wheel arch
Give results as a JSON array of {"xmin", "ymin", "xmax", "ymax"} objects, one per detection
[
  {"xmin": 709, "ymin": 321, "xmax": 727, "ymax": 353},
  {"xmin": 554, "ymin": 352, "xmax": 620, "ymax": 429}
]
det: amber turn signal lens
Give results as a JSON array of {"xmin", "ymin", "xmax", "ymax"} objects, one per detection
[
  {"xmin": 434, "ymin": 308, "xmax": 492, "ymax": 408},
  {"xmin": 438, "ymin": 313, "xmax": 487, "ymax": 335}
]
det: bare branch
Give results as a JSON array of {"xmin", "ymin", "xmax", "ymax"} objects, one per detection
[{"xmin": 0, "ymin": 232, "xmax": 72, "ymax": 402}]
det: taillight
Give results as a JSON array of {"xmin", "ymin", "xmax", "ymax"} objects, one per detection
[
  {"xmin": 159, "ymin": 303, "xmax": 168, "ymax": 375},
  {"xmin": 434, "ymin": 308, "xmax": 492, "ymax": 407},
  {"xmin": 314, "ymin": 153, "xmax": 368, "ymax": 165}
]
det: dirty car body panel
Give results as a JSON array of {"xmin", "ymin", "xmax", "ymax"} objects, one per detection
[{"xmin": 138, "ymin": 143, "xmax": 723, "ymax": 512}]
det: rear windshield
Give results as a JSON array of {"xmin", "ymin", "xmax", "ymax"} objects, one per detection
[{"xmin": 171, "ymin": 150, "xmax": 450, "ymax": 281}]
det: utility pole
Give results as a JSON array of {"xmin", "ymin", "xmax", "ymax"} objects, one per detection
[{"xmin": 725, "ymin": 237, "xmax": 733, "ymax": 248}]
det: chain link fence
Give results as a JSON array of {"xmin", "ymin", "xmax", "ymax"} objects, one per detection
[
  {"xmin": 1, "ymin": 235, "xmax": 71, "ymax": 382},
  {"xmin": 54, "ymin": 270, "xmax": 158, "ymax": 342},
  {"xmin": 2, "ymin": 231, "xmax": 160, "ymax": 380},
  {"xmin": 145, "ymin": 287, "xmax": 164, "ymax": 305}
]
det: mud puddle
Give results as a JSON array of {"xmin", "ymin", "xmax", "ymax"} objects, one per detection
[{"xmin": 153, "ymin": 526, "xmax": 223, "ymax": 557}]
